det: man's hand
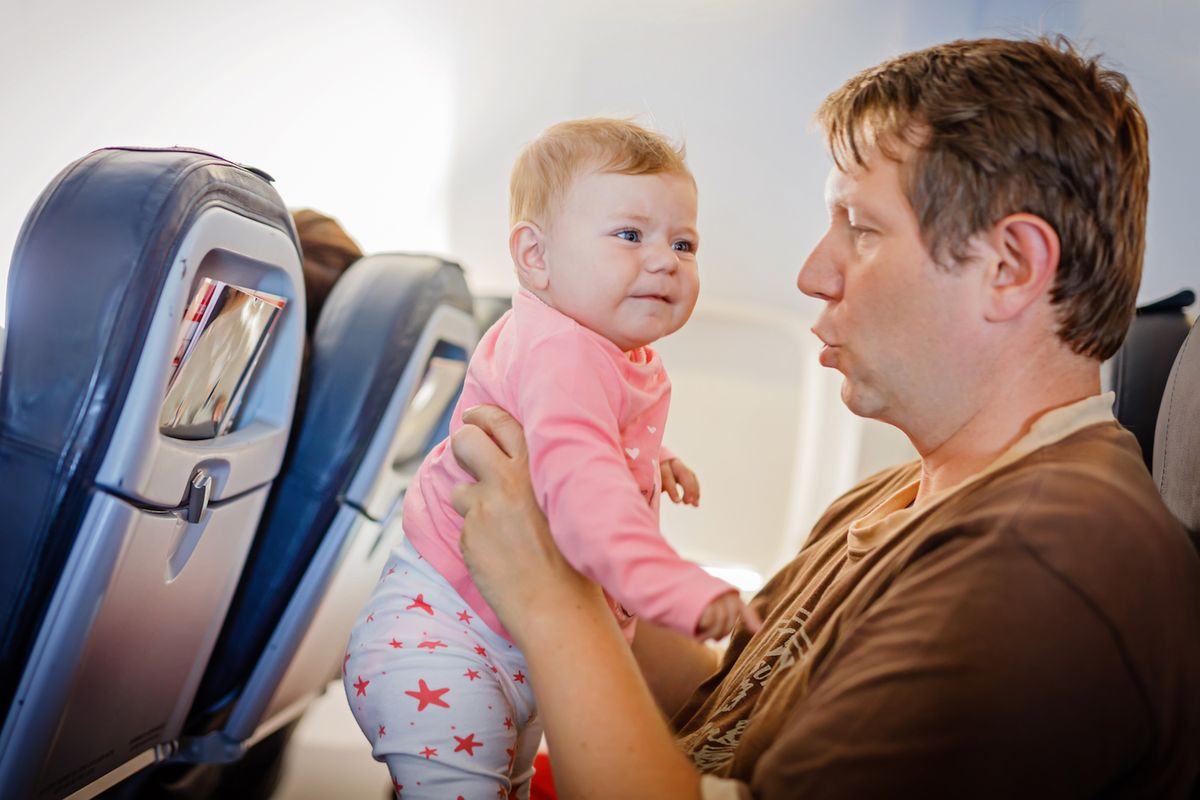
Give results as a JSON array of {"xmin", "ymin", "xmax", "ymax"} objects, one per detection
[
  {"xmin": 661, "ymin": 457, "xmax": 701, "ymax": 506},
  {"xmin": 450, "ymin": 405, "xmax": 592, "ymax": 638}
]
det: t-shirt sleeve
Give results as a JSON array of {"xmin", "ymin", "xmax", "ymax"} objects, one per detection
[
  {"xmin": 749, "ymin": 529, "xmax": 1147, "ymax": 798},
  {"xmin": 516, "ymin": 331, "xmax": 733, "ymax": 636}
]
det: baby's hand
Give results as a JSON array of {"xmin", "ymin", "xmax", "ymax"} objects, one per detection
[
  {"xmin": 661, "ymin": 457, "xmax": 700, "ymax": 506},
  {"xmin": 695, "ymin": 591, "xmax": 762, "ymax": 641}
]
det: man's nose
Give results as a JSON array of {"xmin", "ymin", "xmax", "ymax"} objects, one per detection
[{"xmin": 797, "ymin": 229, "xmax": 843, "ymax": 301}]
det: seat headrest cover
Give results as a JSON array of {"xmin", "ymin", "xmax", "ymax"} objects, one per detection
[
  {"xmin": 1111, "ymin": 300, "xmax": 1193, "ymax": 469},
  {"xmin": 1154, "ymin": 320, "xmax": 1200, "ymax": 534}
]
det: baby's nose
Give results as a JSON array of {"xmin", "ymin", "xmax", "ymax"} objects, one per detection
[{"xmin": 645, "ymin": 243, "xmax": 679, "ymax": 272}]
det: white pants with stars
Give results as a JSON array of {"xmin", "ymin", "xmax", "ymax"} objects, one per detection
[{"xmin": 343, "ymin": 536, "xmax": 541, "ymax": 800}]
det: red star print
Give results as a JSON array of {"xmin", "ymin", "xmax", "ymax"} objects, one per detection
[
  {"xmin": 513, "ymin": 671, "xmax": 526, "ymax": 683},
  {"xmin": 506, "ymin": 747, "xmax": 515, "ymax": 768},
  {"xmin": 387, "ymin": 567, "xmax": 396, "ymax": 575},
  {"xmin": 526, "ymin": 711, "xmax": 536, "ymax": 723},
  {"xmin": 406, "ymin": 594, "xmax": 434, "ymax": 615},
  {"xmin": 404, "ymin": 678, "xmax": 451, "ymax": 711},
  {"xmin": 496, "ymin": 789, "xmax": 506, "ymax": 798},
  {"xmin": 389, "ymin": 638, "xmax": 403, "ymax": 649},
  {"xmin": 417, "ymin": 639, "xmax": 448, "ymax": 650},
  {"xmin": 420, "ymin": 746, "xmax": 437, "ymax": 759},
  {"xmin": 366, "ymin": 612, "xmax": 375, "ymax": 622},
  {"xmin": 392, "ymin": 776, "xmax": 403, "ymax": 795},
  {"xmin": 474, "ymin": 645, "xmax": 488, "ymax": 657},
  {"xmin": 503, "ymin": 717, "xmax": 513, "ymax": 730},
  {"xmin": 353, "ymin": 676, "xmax": 370, "ymax": 696},
  {"xmin": 490, "ymin": 665, "xmax": 499, "ymax": 673},
  {"xmin": 453, "ymin": 732, "xmax": 483, "ymax": 756},
  {"xmin": 457, "ymin": 609, "xmax": 473, "ymax": 624},
  {"xmin": 343, "ymin": 651, "xmax": 350, "ymax": 676},
  {"xmin": 378, "ymin": 724, "xmax": 386, "ymax": 737},
  {"xmin": 464, "ymin": 669, "xmax": 481, "ymax": 681}
]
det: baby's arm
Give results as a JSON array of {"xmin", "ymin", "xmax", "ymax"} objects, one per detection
[{"xmin": 516, "ymin": 333, "xmax": 733, "ymax": 638}]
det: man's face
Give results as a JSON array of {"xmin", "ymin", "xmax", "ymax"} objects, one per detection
[
  {"xmin": 797, "ymin": 149, "xmax": 985, "ymax": 430},
  {"xmin": 541, "ymin": 169, "xmax": 700, "ymax": 352}
]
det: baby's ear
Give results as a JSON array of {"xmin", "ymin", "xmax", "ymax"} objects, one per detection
[{"xmin": 510, "ymin": 221, "xmax": 550, "ymax": 291}]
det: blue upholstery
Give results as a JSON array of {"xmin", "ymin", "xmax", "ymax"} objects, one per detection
[
  {"xmin": 0, "ymin": 147, "xmax": 297, "ymax": 720},
  {"xmin": 188, "ymin": 253, "xmax": 473, "ymax": 725}
]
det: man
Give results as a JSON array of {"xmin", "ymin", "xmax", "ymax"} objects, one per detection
[{"xmin": 449, "ymin": 37, "xmax": 1200, "ymax": 798}]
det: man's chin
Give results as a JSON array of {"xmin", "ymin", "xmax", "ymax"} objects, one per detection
[{"xmin": 839, "ymin": 379, "xmax": 886, "ymax": 420}]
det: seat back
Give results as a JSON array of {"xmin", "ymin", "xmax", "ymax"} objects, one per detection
[
  {"xmin": 0, "ymin": 147, "xmax": 304, "ymax": 799},
  {"xmin": 1110, "ymin": 290, "xmax": 1195, "ymax": 469},
  {"xmin": 1154, "ymin": 310, "xmax": 1200, "ymax": 548},
  {"xmin": 181, "ymin": 253, "xmax": 475, "ymax": 758}
]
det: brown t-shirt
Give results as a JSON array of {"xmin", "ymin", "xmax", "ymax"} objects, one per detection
[{"xmin": 674, "ymin": 417, "xmax": 1200, "ymax": 797}]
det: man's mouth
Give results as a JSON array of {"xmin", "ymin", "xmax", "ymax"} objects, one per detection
[{"xmin": 811, "ymin": 327, "xmax": 840, "ymax": 366}]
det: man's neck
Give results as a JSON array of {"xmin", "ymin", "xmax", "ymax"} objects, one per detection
[{"xmin": 911, "ymin": 358, "xmax": 1101, "ymax": 503}]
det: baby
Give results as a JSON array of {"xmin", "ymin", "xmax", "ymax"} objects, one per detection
[{"xmin": 344, "ymin": 118, "xmax": 753, "ymax": 799}]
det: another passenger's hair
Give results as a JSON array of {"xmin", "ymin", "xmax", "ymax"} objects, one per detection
[
  {"xmin": 291, "ymin": 208, "xmax": 363, "ymax": 333},
  {"xmin": 509, "ymin": 117, "xmax": 694, "ymax": 228},
  {"xmin": 816, "ymin": 36, "xmax": 1149, "ymax": 360}
]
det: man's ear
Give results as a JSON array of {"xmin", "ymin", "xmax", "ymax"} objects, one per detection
[
  {"xmin": 981, "ymin": 213, "xmax": 1060, "ymax": 323},
  {"xmin": 509, "ymin": 221, "xmax": 550, "ymax": 291}
]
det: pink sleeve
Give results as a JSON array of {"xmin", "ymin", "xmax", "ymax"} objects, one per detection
[
  {"xmin": 660, "ymin": 444, "xmax": 677, "ymax": 463},
  {"xmin": 515, "ymin": 333, "xmax": 733, "ymax": 637}
]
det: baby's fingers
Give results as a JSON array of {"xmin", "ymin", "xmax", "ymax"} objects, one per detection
[
  {"xmin": 660, "ymin": 460, "xmax": 682, "ymax": 503},
  {"xmin": 739, "ymin": 602, "xmax": 763, "ymax": 634},
  {"xmin": 679, "ymin": 469, "xmax": 701, "ymax": 506}
]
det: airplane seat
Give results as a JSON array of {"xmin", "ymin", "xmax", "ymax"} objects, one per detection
[
  {"xmin": 1109, "ymin": 289, "xmax": 1195, "ymax": 469},
  {"xmin": 473, "ymin": 293, "xmax": 514, "ymax": 333},
  {"xmin": 1153, "ymin": 304, "xmax": 1200, "ymax": 551},
  {"xmin": 426, "ymin": 291, "xmax": 513, "ymax": 446},
  {"xmin": 0, "ymin": 147, "xmax": 305, "ymax": 800},
  {"xmin": 175, "ymin": 253, "xmax": 476, "ymax": 765}
]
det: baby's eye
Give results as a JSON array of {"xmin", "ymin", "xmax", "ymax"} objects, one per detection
[
  {"xmin": 672, "ymin": 240, "xmax": 694, "ymax": 253},
  {"xmin": 616, "ymin": 229, "xmax": 641, "ymax": 243}
]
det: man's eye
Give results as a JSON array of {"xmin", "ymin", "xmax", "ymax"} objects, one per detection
[
  {"xmin": 672, "ymin": 240, "xmax": 694, "ymax": 253},
  {"xmin": 616, "ymin": 229, "xmax": 641, "ymax": 242}
]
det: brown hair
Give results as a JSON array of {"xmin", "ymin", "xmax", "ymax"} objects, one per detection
[
  {"xmin": 816, "ymin": 36, "xmax": 1149, "ymax": 360},
  {"xmin": 509, "ymin": 117, "xmax": 694, "ymax": 228},
  {"xmin": 291, "ymin": 208, "xmax": 364, "ymax": 332}
]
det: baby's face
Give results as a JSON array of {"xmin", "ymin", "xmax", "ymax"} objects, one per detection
[{"xmin": 540, "ymin": 169, "xmax": 700, "ymax": 352}]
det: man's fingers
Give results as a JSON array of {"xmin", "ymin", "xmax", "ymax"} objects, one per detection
[
  {"xmin": 450, "ymin": 480, "xmax": 479, "ymax": 518},
  {"xmin": 460, "ymin": 404, "xmax": 528, "ymax": 460},
  {"xmin": 450, "ymin": 423, "xmax": 505, "ymax": 482}
]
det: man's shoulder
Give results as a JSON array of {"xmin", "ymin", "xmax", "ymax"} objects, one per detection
[
  {"xmin": 912, "ymin": 421, "xmax": 1200, "ymax": 664},
  {"xmin": 952, "ymin": 421, "xmax": 1183, "ymax": 547}
]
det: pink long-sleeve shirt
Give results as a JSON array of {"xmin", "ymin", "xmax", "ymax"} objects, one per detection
[{"xmin": 402, "ymin": 290, "xmax": 734, "ymax": 642}]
